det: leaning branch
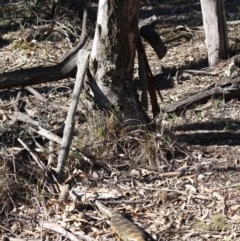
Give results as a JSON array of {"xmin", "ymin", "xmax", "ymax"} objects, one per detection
[{"xmin": 56, "ymin": 49, "xmax": 89, "ymax": 180}]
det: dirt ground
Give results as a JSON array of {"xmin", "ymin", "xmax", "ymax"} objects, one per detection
[{"xmin": 1, "ymin": 0, "xmax": 240, "ymax": 240}]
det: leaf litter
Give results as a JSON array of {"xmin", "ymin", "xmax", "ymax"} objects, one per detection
[{"xmin": 1, "ymin": 0, "xmax": 240, "ymax": 240}]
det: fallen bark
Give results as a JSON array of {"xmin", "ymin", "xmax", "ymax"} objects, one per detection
[{"xmin": 162, "ymin": 77, "xmax": 240, "ymax": 113}]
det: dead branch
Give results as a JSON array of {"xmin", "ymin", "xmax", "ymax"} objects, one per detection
[
  {"xmin": 227, "ymin": 20, "xmax": 240, "ymax": 25},
  {"xmin": 136, "ymin": 34, "xmax": 149, "ymax": 110},
  {"xmin": 139, "ymin": 15, "xmax": 167, "ymax": 59},
  {"xmin": 8, "ymin": 111, "xmax": 52, "ymax": 130},
  {"xmin": 56, "ymin": 49, "xmax": 89, "ymax": 180},
  {"xmin": 139, "ymin": 187, "xmax": 212, "ymax": 200},
  {"xmin": 37, "ymin": 127, "xmax": 62, "ymax": 144},
  {"xmin": 0, "ymin": 14, "xmax": 165, "ymax": 90},
  {"xmin": 181, "ymin": 69, "xmax": 221, "ymax": 75},
  {"xmin": 162, "ymin": 77, "xmax": 240, "ymax": 113},
  {"xmin": 0, "ymin": 2, "xmax": 88, "ymax": 89},
  {"xmin": 41, "ymin": 221, "xmax": 95, "ymax": 241},
  {"xmin": 25, "ymin": 86, "xmax": 69, "ymax": 112},
  {"xmin": 17, "ymin": 137, "xmax": 46, "ymax": 170},
  {"xmin": 164, "ymin": 31, "xmax": 192, "ymax": 44}
]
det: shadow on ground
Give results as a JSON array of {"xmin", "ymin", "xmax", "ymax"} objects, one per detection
[{"xmin": 174, "ymin": 119, "xmax": 240, "ymax": 145}]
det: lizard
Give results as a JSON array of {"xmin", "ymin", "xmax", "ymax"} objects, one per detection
[{"xmin": 95, "ymin": 200, "xmax": 145, "ymax": 241}]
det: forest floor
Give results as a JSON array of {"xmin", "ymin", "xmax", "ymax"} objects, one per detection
[{"xmin": 1, "ymin": 0, "xmax": 240, "ymax": 240}]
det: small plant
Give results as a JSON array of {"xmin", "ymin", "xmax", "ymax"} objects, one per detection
[
  {"xmin": 169, "ymin": 112, "xmax": 182, "ymax": 124},
  {"xmin": 212, "ymin": 97, "xmax": 223, "ymax": 110},
  {"xmin": 222, "ymin": 124, "xmax": 229, "ymax": 131},
  {"xmin": 196, "ymin": 220, "xmax": 209, "ymax": 231},
  {"xmin": 196, "ymin": 214, "xmax": 230, "ymax": 232},
  {"xmin": 212, "ymin": 213, "xmax": 229, "ymax": 231},
  {"xmin": 97, "ymin": 124, "xmax": 107, "ymax": 138},
  {"xmin": 196, "ymin": 110, "xmax": 202, "ymax": 119}
]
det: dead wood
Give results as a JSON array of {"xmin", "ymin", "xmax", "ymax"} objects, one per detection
[
  {"xmin": 56, "ymin": 49, "xmax": 89, "ymax": 179},
  {"xmin": 0, "ymin": 14, "xmax": 165, "ymax": 91},
  {"xmin": 139, "ymin": 15, "xmax": 167, "ymax": 60},
  {"xmin": 13, "ymin": 91, "xmax": 23, "ymax": 112},
  {"xmin": 181, "ymin": 69, "xmax": 220, "ymax": 75},
  {"xmin": 24, "ymin": 86, "xmax": 69, "ymax": 112},
  {"xmin": 0, "ymin": 2, "xmax": 88, "ymax": 90},
  {"xmin": 36, "ymin": 127, "xmax": 62, "ymax": 144},
  {"xmin": 164, "ymin": 31, "xmax": 192, "ymax": 44},
  {"xmin": 41, "ymin": 221, "xmax": 92, "ymax": 241},
  {"xmin": 145, "ymin": 53, "xmax": 161, "ymax": 117},
  {"xmin": 17, "ymin": 137, "xmax": 46, "ymax": 170},
  {"xmin": 162, "ymin": 77, "xmax": 240, "ymax": 113},
  {"xmin": 227, "ymin": 20, "xmax": 240, "ymax": 25},
  {"xmin": 136, "ymin": 34, "xmax": 148, "ymax": 110},
  {"xmin": 8, "ymin": 111, "xmax": 52, "ymax": 129}
]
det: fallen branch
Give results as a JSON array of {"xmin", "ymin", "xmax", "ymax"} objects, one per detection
[
  {"xmin": 41, "ymin": 221, "xmax": 95, "ymax": 241},
  {"xmin": 25, "ymin": 86, "xmax": 69, "ymax": 112},
  {"xmin": 0, "ymin": 1, "xmax": 88, "ymax": 89},
  {"xmin": 0, "ymin": 15, "xmax": 165, "ymax": 90},
  {"xmin": 37, "ymin": 127, "xmax": 62, "ymax": 144},
  {"xmin": 8, "ymin": 111, "xmax": 51, "ymax": 129},
  {"xmin": 162, "ymin": 76, "xmax": 240, "ymax": 113},
  {"xmin": 139, "ymin": 187, "xmax": 212, "ymax": 200},
  {"xmin": 17, "ymin": 137, "xmax": 46, "ymax": 170},
  {"xmin": 227, "ymin": 20, "xmax": 240, "ymax": 25},
  {"xmin": 181, "ymin": 69, "xmax": 221, "ymax": 76}
]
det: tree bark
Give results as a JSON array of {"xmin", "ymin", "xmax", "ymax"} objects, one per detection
[
  {"xmin": 200, "ymin": 0, "xmax": 229, "ymax": 67},
  {"xmin": 88, "ymin": 0, "xmax": 144, "ymax": 121}
]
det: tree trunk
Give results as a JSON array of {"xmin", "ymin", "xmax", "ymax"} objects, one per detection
[
  {"xmin": 200, "ymin": 0, "xmax": 229, "ymax": 67},
  {"xmin": 88, "ymin": 0, "xmax": 144, "ymax": 121}
]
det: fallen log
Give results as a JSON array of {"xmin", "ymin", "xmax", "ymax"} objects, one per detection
[
  {"xmin": 0, "ymin": 15, "xmax": 166, "ymax": 90},
  {"xmin": 162, "ymin": 77, "xmax": 240, "ymax": 113},
  {"xmin": 0, "ymin": 2, "xmax": 88, "ymax": 89}
]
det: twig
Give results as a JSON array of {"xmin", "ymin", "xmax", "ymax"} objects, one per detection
[
  {"xmin": 139, "ymin": 187, "xmax": 212, "ymax": 200},
  {"xmin": 41, "ymin": 221, "xmax": 79, "ymax": 241},
  {"xmin": 213, "ymin": 182, "xmax": 240, "ymax": 191},
  {"xmin": 41, "ymin": 221, "xmax": 95, "ymax": 241},
  {"xmin": 25, "ymin": 86, "xmax": 69, "ymax": 112},
  {"xmin": 13, "ymin": 90, "xmax": 23, "ymax": 112},
  {"xmin": 48, "ymin": 140, "xmax": 54, "ymax": 166},
  {"xmin": 158, "ymin": 171, "xmax": 182, "ymax": 177},
  {"xmin": 17, "ymin": 137, "xmax": 46, "ymax": 170},
  {"xmin": 0, "ymin": 225, "xmax": 19, "ymax": 237},
  {"xmin": 11, "ymin": 154, "xmax": 18, "ymax": 183},
  {"xmin": 181, "ymin": 69, "xmax": 221, "ymax": 76},
  {"xmin": 3, "ymin": 238, "xmax": 41, "ymax": 241},
  {"xmin": 227, "ymin": 20, "xmax": 240, "ymax": 25},
  {"xmin": 37, "ymin": 127, "xmax": 62, "ymax": 144},
  {"xmin": 102, "ymin": 199, "xmax": 150, "ymax": 204},
  {"xmin": 8, "ymin": 111, "xmax": 51, "ymax": 130}
]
